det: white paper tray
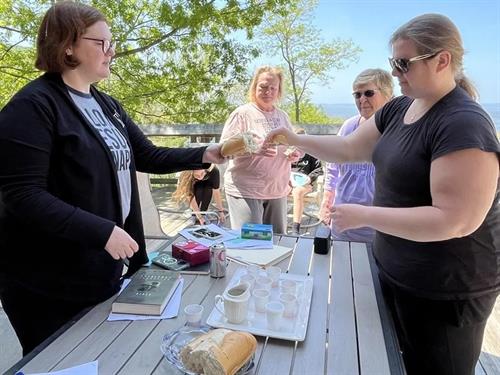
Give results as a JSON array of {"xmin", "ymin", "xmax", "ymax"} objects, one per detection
[{"xmin": 206, "ymin": 267, "xmax": 313, "ymax": 341}]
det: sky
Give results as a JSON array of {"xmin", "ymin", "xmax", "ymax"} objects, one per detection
[{"xmin": 252, "ymin": 0, "xmax": 500, "ymax": 105}]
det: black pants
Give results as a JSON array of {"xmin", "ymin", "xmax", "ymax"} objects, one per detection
[
  {"xmin": 194, "ymin": 184, "xmax": 213, "ymax": 211},
  {"xmin": 379, "ymin": 277, "xmax": 497, "ymax": 375},
  {"xmin": 0, "ymin": 282, "xmax": 92, "ymax": 356}
]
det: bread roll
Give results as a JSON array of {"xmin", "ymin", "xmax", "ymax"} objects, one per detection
[
  {"xmin": 220, "ymin": 133, "xmax": 258, "ymax": 157},
  {"xmin": 271, "ymin": 134, "xmax": 288, "ymax": 145},
  {"xmin": 180, "ymin": 328, "xmax": 257, "ymax": 375}
]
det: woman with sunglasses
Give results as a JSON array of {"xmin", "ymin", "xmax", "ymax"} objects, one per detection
[
  {"xmin": 319, "ymin": 68, "xmax": 393, "ymax": 242},
  {"xmin": 0, "ymin": 2, "xmax": 224, "ymax": 355},
  {"xmin": 266, "ymin": 14, "xmax": 499, "ymax": 375}
]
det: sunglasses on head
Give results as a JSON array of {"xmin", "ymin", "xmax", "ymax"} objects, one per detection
[
  {"xmin": 388, "ymin": 50, "xmax": 441, "ymax": 74},
  {"xmin": 352, "ymin": 89, "xmax": 378, "ymax": 99}
]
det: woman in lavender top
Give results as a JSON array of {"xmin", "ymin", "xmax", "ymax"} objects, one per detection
[{"xmin": 320, "ymin": 69, "xmax": 393, "ymax": 242}]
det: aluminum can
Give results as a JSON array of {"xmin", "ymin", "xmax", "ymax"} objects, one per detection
[{"xmin": 209, "ymin": 243, "xmax": 226, "ymax": 278}]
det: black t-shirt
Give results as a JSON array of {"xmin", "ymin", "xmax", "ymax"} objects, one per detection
[
  {"xmin": 373, "ymin": 86, "xmax": 500, "ymax": 300},
  {"xmin": 292, "ymin": 154, "xmax": 323, "ymax": 183},
  {"xmin": 194, "ymin": 166, "xmax": 220, "ymax": 190}
]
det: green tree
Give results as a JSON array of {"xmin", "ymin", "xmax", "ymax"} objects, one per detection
[
  {"xmin": 259, "ymin": 0, "xmax": 361, "ymax": 123},
  {"xmin": 0, "ymin": 0, "xmax": 287, "ymax": 124}
]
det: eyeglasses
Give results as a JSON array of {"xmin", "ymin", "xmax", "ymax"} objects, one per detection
[
  {"xmin": 82, "ymin": 37, "xmax": 115, "ymax": 55},
  {"xmin": 388, "ymin": 51, "xmax": 441, "ymax": 74},
  {"xmin": 352, "ymin": 89, "xmax": 378, "ymax": 99}
]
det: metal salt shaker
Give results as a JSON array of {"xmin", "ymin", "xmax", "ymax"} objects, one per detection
[{"xmin": 209, "ymin": 243, "xmax": 226, "ymax": 278}]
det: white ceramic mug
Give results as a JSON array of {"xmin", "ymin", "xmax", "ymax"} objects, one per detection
[{"xmin": 214, "ymin": 282, "xmax": 250, "ymax": 324}]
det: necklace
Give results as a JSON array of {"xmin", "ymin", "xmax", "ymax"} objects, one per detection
[{"xmin": 407, "ymin": 102, "xmax": 430, "ymax": 123}]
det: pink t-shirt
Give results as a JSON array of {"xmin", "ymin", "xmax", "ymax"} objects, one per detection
[{"xmin": 220, "ymin": 103, "xmax": 294, "ymax": 199}]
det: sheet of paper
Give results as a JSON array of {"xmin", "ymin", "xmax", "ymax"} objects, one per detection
[
  {"xmin": 179, "ymin": 223, "xmax": 238, "ymax": 247},
  {"xmin": 16, "ymin": 361, "xmax": 98, "ymax": 375},
  {"xmin": 227, "ymin": 245, "xmax": 293, "ymax": 267},
  {"xmin": 107, "ymin": 278, "xmax": 184, "ymax": 321}
]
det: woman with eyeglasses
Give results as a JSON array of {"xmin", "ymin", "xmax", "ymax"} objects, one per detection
[
  {"xmin": 0, "ymin": 2, "xmax": 224, "ymax": 355},
  {"xmin": 266, "ymin": 14, "xmax": 499, "ymax": 375},
  {"xmin": 319, "ymin": 68, "xmax": 393, "ymax": 242}
]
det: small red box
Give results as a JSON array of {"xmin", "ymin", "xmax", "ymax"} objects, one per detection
[{"xmin": 172, "ymin": 240, "xmax": 209, "ymax": 266}]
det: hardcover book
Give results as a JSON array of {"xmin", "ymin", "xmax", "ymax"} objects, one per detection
[{"xmin": 112, "ymin": 269, "xmax": 181, "ymax": 315}]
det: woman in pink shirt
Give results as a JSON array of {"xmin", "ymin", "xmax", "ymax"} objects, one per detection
[{"xmin": 220, "ymin": 66, "xmax": 299, "ymax": 233}]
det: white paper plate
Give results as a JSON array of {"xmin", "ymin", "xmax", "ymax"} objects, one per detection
[{"xmin": 206, "ymin": 268, "xmax": 314, "ymax": 341}]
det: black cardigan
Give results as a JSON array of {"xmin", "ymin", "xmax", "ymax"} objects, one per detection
[{"xmin": 0, "ymin": 73, "xmax": 208, "ymax": 303}]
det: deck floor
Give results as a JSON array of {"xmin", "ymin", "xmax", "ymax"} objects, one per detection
[{"xmin": 1, "ymin": 188, "xmax": 499, "ymax": 374}]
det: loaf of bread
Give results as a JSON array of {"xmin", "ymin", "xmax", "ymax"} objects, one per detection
[
  {"xmin": 180, "ymin": 328, "xmax": 257, "ymax": 375},
  {"xmin": 271, "ymin": 134, "xmax": 288, "ymax": 145},
  {"xmin": 220, "ymin": 132, "xmax": 258, "ymax": 157}
]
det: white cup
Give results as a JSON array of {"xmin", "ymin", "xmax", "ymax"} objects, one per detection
[
  {"xmin": 214, "ymin": 282, "xmax": 250, "ymax": 324},
  {"xmin": 239, "ymin": 274, "xmax": 256, "ymax": 291},
  {"xmin": 246, "ymin": 264, "xmax": 261, "ymax": 277},
  {"xmin": 265, "ymin": 266, "xmax": 281, "ymax": 288},
  {"xmin": 255, "ymin": 276, "xmax": 273, "ymax": 291},
  {"xmin": 184, "ymin": 304, "xmax": 204, "ymax": 326},
  {"xmin": 280, "ymin": 279, "xmax": 297, "ymax": 295},
  {"xmin": 252, "ymin": 288, "xmax": 270, "ymax": 313},
  {"xmin": 266, "ymin": 301, "xmax": 284, "ymax": 331},
  {"xmin": 279, "ymin": 293, "xmax": 298, "ymax": 318}
]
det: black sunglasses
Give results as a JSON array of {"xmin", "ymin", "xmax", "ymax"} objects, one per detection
[
  {"xmin": 82, "ymin": 37, "xmax": 115, "ymax": 55},
  {"xmin": 388, "ymin": 51, "xmax": 441, "ymax": 74},
  {"xmin": 352, "ymin": 89, "xmax": 378, "ymax": 99}
]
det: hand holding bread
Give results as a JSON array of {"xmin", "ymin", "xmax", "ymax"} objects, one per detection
[
  {"xmin": 264, "ymin": 128, "xmax": 297, "ymax": 147},
  {"xmin": 180, "ymin": 328, "xmax": 257, "ymax": 375},
  {"xmin": 220, "ymin": 132, "xmax": 259, "ymax": 157}
]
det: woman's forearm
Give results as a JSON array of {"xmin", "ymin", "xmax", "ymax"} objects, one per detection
[{"xmin": 354, "ymin": 205, "xmax": 476, "ymax": 242}]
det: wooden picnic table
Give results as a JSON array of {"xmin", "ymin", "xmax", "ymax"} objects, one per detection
[{"xmin": 10, "ymin": 235, "xmax": 404, "ymax": 375}]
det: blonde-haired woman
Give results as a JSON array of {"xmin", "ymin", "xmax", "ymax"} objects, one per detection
[
  {"xmin": 220, "ymin": 66, "xmax": 300, "ymax": 233},
  {"xmin": 172, "ymin": 165, "xmax": 225, "ymax": 225},
  {"xmin": 267, "ymin": 14, "xmax": 499, "ymax": 374}
]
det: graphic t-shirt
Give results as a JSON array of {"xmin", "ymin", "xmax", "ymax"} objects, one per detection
[
  {"xmin": 68, "ymin": 86, "xmax": 131, "ymax": 223},
  {"xmin": 221, "ymin": 103, "xmax": 294, "ymax": 199}
]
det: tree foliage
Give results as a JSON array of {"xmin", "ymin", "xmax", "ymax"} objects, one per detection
[
  {"xmin": 0, "ymin": 0, "xmax": 288, "ymax": 124},
  {"xmin": 259, "ymin": 0, "xmax": 361, "ymax": 123}
]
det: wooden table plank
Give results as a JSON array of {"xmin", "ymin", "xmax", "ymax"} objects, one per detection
[
  {"xmin": 293, "ymin": 237, "xmax": 330, "ymax": 375},
  {"xmin": 116, "ymin": 273, "xmax": 219, "ymax": 375},
  {"xmin": 351, "ymin": 242, "xmax": 390, "ymax": 375},
  {"xmin": 327, "ymin": 241, "xmax": 359, "ymax": 374},
  {"xmin": 95, "ymin": 276, "xmax": 198, "ymax": 375},
  {"xmin": 20, "ymin": 294, "xmax": 117, "ymax": 373},
  {"xmin": 287, "ymin": 237, "xmax": 313, "ymax": 275}
]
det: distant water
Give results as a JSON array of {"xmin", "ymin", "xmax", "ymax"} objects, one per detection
[{"xmin": 321, "ymin": 103, "xmax": 500, "ymax": 132}]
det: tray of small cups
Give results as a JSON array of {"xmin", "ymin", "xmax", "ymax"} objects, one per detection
[{"xmin": 206, "ymin": 265, "xmax": 314, "ymax": 341}]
